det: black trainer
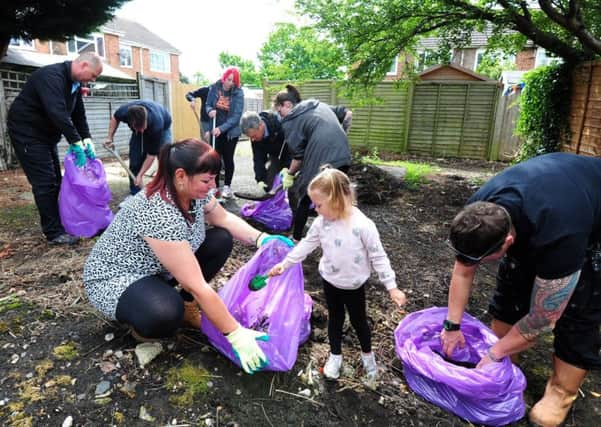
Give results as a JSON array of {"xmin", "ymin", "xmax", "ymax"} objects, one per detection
[{"xmin": 48, "ymin": 233, "xmax": 80, "ymax": 245}]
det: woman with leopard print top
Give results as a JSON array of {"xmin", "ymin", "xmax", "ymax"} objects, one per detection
[{"xmin": 84, "ymin": 138, "xmax": 273, "ymax": 374}]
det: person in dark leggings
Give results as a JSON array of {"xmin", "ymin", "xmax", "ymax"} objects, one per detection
[
  {"xmin": 84, "ymin": 138, "xmax": 278, "ymax": 374},
  {"xmin": 268, "ymin": 168, "xmax": 406, "ymax": 383},
  {"xmin": 206, "ymin": 68, "xmax": 244, "ymax": 199}
]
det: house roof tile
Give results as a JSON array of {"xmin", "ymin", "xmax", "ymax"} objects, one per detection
[{"xmin": 103, "ymin": 17, "xmax": 181, "ymax": 55}]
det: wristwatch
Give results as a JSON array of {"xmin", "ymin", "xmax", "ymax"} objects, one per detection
[{"xmin": 443, "ymin": 319, "xmax": 461, "ymax": 331}]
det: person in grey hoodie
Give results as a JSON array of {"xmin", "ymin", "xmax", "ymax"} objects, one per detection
[{"xmin": 274, "ymin": 85, "xmax": 351, "ymax": 241}]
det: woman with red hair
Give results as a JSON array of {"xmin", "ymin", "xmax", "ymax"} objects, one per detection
[{"xmin": 206, "ymin": 67, "xmax": 244, "ymax": 199}]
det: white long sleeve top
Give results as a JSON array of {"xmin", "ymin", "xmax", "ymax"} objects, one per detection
[{"xmin": 282, "ymin": 207, "xmax": 397, "ymax": 290}]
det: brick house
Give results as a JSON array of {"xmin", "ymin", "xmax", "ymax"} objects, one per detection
[
  {"xmin": 385, "ymin": 28, "xmax": 561, "ymax": 80},
  {"xmin": 8, "ymin": 16, "xmax": 181, "ymax": 82}
]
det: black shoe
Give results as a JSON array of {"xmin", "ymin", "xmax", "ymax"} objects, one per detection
[{"xmin": 48, "ymin": 233, "xmax": 80, "ymax": 245}]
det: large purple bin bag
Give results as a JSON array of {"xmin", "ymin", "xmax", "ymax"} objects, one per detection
[
  {"xmin": 395, "ymin": 307, "xmax": 526, "ymax": 426},
  {"xmin": 240, "ymin": 175, "xmax": 292, "ymax": 231},
  {"xmin": 201, "ymin": 239, "xmax": 312, "ymax": 371},
  {"xmin": 59, "ymin": 154, "xmax": 114, "ymax": 238}
]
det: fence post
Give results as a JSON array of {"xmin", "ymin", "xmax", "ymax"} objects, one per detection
[
  {"xmin": 486, "ymin": 84, "xmax": 502, "ymax": 161},
  {"xmin": 431, "ymin": 83, "xmax": 442, "ymax": 156},
  {"xmin": 400, "ymin": 83, "xmax": 413, "ymax": 152}
]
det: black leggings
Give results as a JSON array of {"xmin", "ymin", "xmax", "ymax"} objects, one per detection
[
  {"xmin": 214, "ymin": 134, "xmax": 238, "ymax": 187},
  {"xmin": 115, "ymin": 227, "xmax": 233, "ymax": 338},
  {"xmin": 323, "ymin": 279, "xmax": 371, "ymax": 355}
]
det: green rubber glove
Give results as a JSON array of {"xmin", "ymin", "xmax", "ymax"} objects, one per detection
[
  {"xmin": 68, "ymin": 141, "xmax": 87, "ymax": 167},
  {"xmin": 225, "ymin": 326, "xmax": 269, "ymax": 374},
  {"xmin": 83, "ymin": 137, "xmax": 96, "ymax": 160},
  {"xmin": 279, "ymin": 168, "xmax": 295, "ymax": 190}
]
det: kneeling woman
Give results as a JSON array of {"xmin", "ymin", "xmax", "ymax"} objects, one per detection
[{"xmin": 84, "ymin": 138, "xmax": 270, "ymax": 373}]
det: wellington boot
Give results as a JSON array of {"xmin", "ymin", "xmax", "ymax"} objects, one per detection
[
  {"xmin": 129, "ymin": 328, "xmax": 159, "ymax": 343},
  {"xmin": 182, "ymin": 300, "xmax": 202, "ymax": 329},
  {"xmin": 490, "ymin": 319, "xmax": 520, "ymax": 364},
  {"xmin": 528, "ymin": 355, "xmax": 587, "ymax": 427}
]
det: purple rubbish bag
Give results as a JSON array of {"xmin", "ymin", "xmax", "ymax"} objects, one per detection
[
  {"xmin": 59, "ymin": 153, "xmax": 114, "ymax": 238},
  {"xmin": 240, "ymin": 174, "xmax": 292, "ymax": 231},
  {"xmin": 201, "ymin": 238, "xmax": 312, "ymax": 372},
  {"xmin": 395, "ymin": 307, "xmax": 526, "ymax": 426}
]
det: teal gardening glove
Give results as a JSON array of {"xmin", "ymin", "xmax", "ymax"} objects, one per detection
[
  {"xmin": 280, "ymin": 168, "xmax": 295, "ymax": 190},
  {"xmin": 67, "ymin": 141, "xmax": 87, "ymax": 167},
  {"xmin": 83, "ymin": 137, "xmax": 96, "ymax": 160},
  {"xmin": 256, "ymin": 232, "xmax": 295, "ymax": 248},
  {"xmin": 225, "ymin": 325, "xmax": 269, "ymax": 374}
]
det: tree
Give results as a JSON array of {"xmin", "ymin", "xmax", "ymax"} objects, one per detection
[
  {"xmin": 218, "ymin": 52, "xmax": 262, "ymax": 87},
  {"xmin": 258, "ymin": 23, "xmax": 345, "ymax": 81},
  {"xmin": 1, "ymin": 0, "xmax": 131, "ymax": 58},
  {"xmin": 192, "ymin": 71, "xmax": 210, "ymax": 86},
  {"xmin": 297, "ymin": 0, "xmax": 601, "ymax": 85}
]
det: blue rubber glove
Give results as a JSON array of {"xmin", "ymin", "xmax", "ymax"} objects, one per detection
[
  {"xmin": 67, "ymin": 141, "xmax": 87, "ymax": 167},
  {"xmin": 225, "ymin": 326, "xmax": 269, "ymax": 374},
  {"xmin": 83, "ymin": 138, "xmax": 96, "ymax": 160},
  {"xmin": 279, "ymin": 168, "xmax": 295, "ymax": 190},
  {"xmin": 259, "ymin": 234, "xmax": 295, "ymax": 248}
]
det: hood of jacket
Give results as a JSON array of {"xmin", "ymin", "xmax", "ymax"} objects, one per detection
[{"xmin": 283, "ymin": 99, "xmax": 320, "ymax": 122}]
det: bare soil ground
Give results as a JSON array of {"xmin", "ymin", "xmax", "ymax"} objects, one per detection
[{"xmin": 0, "ymin": 157, "xmax": 600, "ymax": 426}]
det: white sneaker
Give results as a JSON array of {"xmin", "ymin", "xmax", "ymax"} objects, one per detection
[
  {"xmin": 323, "ymin": 353, "xmax": 342, "ymax": 379},
  {"xmin": 361, "ymin": 352, "xmax": 378, "ymax": 387},
  {"xmin": 222, "ymin": 185, "xmax": 233, "ymax": 199}
]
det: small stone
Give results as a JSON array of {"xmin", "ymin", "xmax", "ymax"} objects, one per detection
[
  {"xmin": 298, "ymin": 388, "xmax": 311, "ymax": 397},
  {"xmin": 61, "ymin": 415, "xmax": 73, "ymax": 427},
  {"xmin": 95, "ymin": 380, "xmax": 111, "ymax": 397},
  {"xmin": 10, "ymin": 354, "xmax": 19, "ymax": 364},
  {"xmin": 114, "ymin": 350, "xmax": 124, "ymax": 359},
  {"xmin": 205, "ymin": 419, "xmax": 214, "ymax": 426},
  {"xmin": 26, "ymin": 372, "xmax": 34, "ymax": 379},
  {"xmin": 104, "ymin": 333, "xmax": 115, "ymax": 342},
  {"xmin": 206, "ymin": 381, "xmax": 213, "ymax": 388},
  {"xmin": 135, "ymin": 342, "xmax": 163, "ymax": 368},
  {"xmin": 139, "ymin": 406, "xmax": 155, "ymax": 422},
  {"xmin": 235, "ymin": 389, "xmax": 242, "ymax": 395},
  {"xmin": 102, "ymin": 349, "xmax": 113, "ymax": 358},
  {"xmin": 378, "ymin": 396, "xmax": 385, "ymax": 405}
]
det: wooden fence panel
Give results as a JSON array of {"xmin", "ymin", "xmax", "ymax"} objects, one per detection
[
  {"xmin": 565, "ymin": 61, "xmax": 601, "ymax": 156},
  {"xmin": 265, "ymin": 79, "xmax": 500, "ymax": 160},
  {"xmin": 172, "ymin": 82, "xmax": 203, "ymax": 141}
]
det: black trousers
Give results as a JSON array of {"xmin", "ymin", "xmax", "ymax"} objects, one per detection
[
  {"xmin": 489, "ymin": 251, "xmax": 601, "ymax": 370},
  {"xmin": 323, "ymin": 279, "xmax": 371, "ymax": 355},
  {"xmin": 115, "ymin": 227, "xmax": 233, "ymax": 338},
  {"xmin": 9, "ymin": 133, "xmax": 65, "ymax": 240},
  {"xmin": 214, "ymin": 134, "xmax": 238, "ymax": 187}
]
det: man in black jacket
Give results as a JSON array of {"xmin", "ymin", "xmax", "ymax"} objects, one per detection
[
  {"xmin": 240, "ymin": 111, "xmax": 291, "ymax": 192},
  {"xmin": 7, "ymin": 52, "xmax": 103, "ymax": 245},
  {"xmin": 185, "ymin": 86, "xmax": 211, "ymax": 143}
]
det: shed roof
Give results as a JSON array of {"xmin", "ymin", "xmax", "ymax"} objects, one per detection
[
  {"xmin": 2, "ymin": 47, "xmax": 135, "ymax": 81},
  {"xmin": 103, "ymin": 17, "xmax": 181, "ymax": 55},
  {"xmin": 419, "ymin": 63, "xmax": 495, "ymax": 81}
]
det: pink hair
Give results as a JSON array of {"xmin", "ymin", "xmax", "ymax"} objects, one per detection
[{"xmin": 221, "ymin": 67, "xmax": 241, "ymax": 88}]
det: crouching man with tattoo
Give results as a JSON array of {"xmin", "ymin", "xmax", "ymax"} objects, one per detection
[{"xmin": 441, "ymin": 152, "xmax": 601, "ymax": 427}]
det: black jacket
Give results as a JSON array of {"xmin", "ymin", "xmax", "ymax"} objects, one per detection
[
  {"xmin": 8, "ymin": 61, "xmax": 90, "ymax": 145},
  {"xmin": 251, "ymin": 111, "xmax": 291, "ymax": 183},
  {"xmin": 185, "ymin": 86, "xmax": 211, "ymax": 122}
]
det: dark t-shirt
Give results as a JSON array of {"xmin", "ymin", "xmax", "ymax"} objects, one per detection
[
  {"xmin": 114, "ymin": 100, "xmax": 172, "ymax": 155},
  {"xmin": 468, "ymin": 153, "xmax": 601, "ymax": 279}
]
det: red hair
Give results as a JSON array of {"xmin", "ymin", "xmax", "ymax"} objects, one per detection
[{"xmin": 222, "ymin": 67, "xmax": 241, "ymax": 88}]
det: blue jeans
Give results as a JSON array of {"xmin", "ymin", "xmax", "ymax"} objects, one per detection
[{"xmin": 128, "ymin": 128, "xmax": 172, "ymax": 195}]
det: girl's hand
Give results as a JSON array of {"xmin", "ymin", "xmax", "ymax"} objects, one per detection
[
  {"xmin": 389, "ymin": 288, "xmax": 407, "ymax": 308},
  {"xmin": 268, "ymin": 263, "xmax": 285, "ymax": 277}
]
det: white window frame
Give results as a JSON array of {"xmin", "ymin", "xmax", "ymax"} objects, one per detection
[
  {"xmin": 415, "ymin": 50, "xmax": 442, "ymax": 71},
  {"xmin": 119, "ymin": 44, "xmax": 133, "ymax": 68},
  {"xmin": 10, "ymin": 38, "xmax": 35, "ymax": 50},
  {"xmin": 386, "ymin": 55, "xmax": 399, "ymax": 76},
  {"xmin": 535, "ymin": 48, "xmax": 562, "ymax": 68},
  {"xmin": 150, "ymin": 50, "xmax": 171, "ymax": 73},
  {"xmin": 474, "ymin": 48, "xmax": 486, "ymax": 71},
  {"xmin": 67, "ymin": 33, "xmax": 105, "ymax": 58}
]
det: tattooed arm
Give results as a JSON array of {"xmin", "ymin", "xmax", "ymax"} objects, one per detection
[
  {"xmin": 516, "ymin": 271, "xmax": 581, "ymax": 339},
  {"xmin": 478, "ymin": 271, "xmax": 581, "ymax": 367}
]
